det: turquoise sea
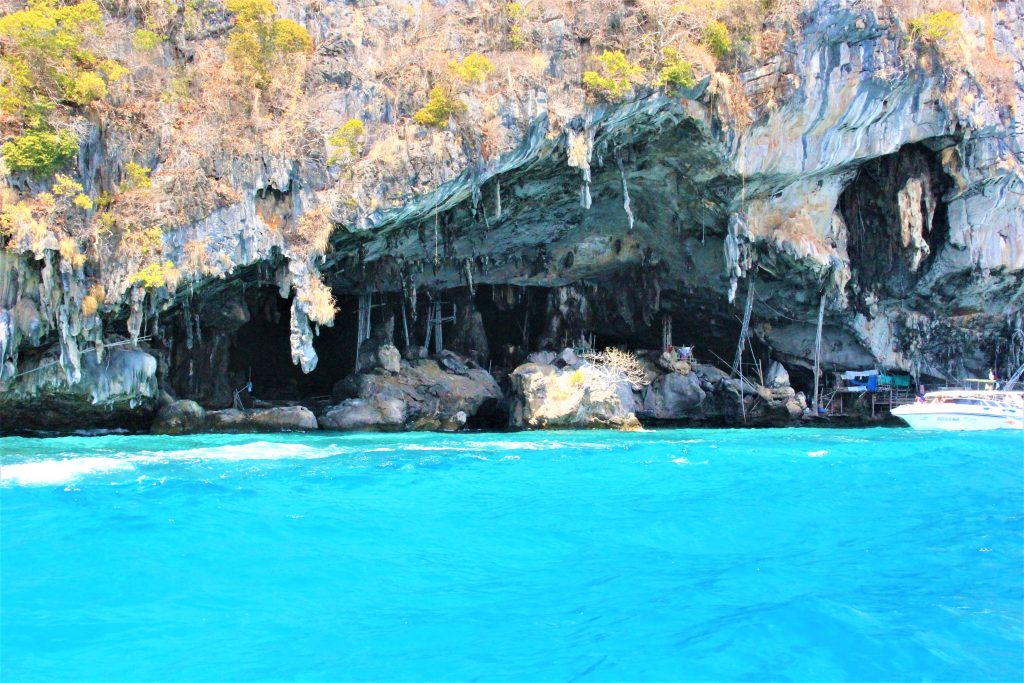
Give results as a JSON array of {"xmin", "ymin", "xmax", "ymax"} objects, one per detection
[{"xmin": 1, "ymin": 428, "xmax": 1022, "ymax": 682}]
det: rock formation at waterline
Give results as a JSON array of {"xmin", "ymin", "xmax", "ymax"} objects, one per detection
[{"xmin": 1, "ymin": 0, "xmax": 1021, "ymax": 432}]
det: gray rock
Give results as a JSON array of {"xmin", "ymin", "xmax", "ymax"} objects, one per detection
[
  {"xmin": 527, "ymin": 350, "xmax": 557, "ymax": 366},
  {"xmin": 319, "ymin": 398, "xmax": 406, "ymax": 431},
  {"xmin": 331, "ymin": 351, "xmax": 501, "ymax": 430},
  {"xmin": 765, "ymin": 361, "xmax": 791, "ymax": 388},
  {"xmin": 206, "ymin": 406, "xmax": 318, "ymax": 432},
  {"xmin": 642, "ymin": 371, "xmax": 707, "ymax": 420},
  {"xmin": 151, "ymin": 400, "xmax": 206, "ymax": 435},
  {"xmin": 377, "ymin": 344, "xmax": 402, "ymax": 374}
]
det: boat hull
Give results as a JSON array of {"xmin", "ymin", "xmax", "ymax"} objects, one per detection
[{"xmin": 892, "ymin": 406, "xmax": 1024, "ymax": 431}]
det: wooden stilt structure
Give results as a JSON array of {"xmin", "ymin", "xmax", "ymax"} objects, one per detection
[
  {"xmin": 732, "ymin": 281, "xmax": 754, "ymax": 377},
  {"xmin": 423, "ymin": 298, "xmax": 457, "ymax": 355},
  {"xmin": 812, "ymin": 292, "xmax": 826, "ymax": 414},
  {"xmin": 400, "ymin": 296, "xmax": 411, "ymax": 350},
  {"xmin": 354, "ymin": 292, "xmax": 374, "ymax": 372}
]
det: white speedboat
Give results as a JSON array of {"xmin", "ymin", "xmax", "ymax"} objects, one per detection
[{"xmin": 892, "ymin": 390, "xmax": 1024, "ymax": 430}]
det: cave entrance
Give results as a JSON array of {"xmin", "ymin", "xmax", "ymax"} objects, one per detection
[
  {"xmin": 840, "ymin": 142, "xmax": 952, "ymax": 299},
  {"xmin": 228, "ymin": 290, "xmax": 360, "ymax": 401}
]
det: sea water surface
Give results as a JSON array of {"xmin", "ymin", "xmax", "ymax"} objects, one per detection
[{"xmin": 1, "ymin": 428, "xmax": 1022, "ymax": 682}]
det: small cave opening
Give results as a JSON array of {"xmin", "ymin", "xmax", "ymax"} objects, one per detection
[
  {"xmin": 228, "ymin": 289, "xmax": 360, "ymax": 401},
  {"xmin": 840, "ymin": 143, "xmax": 952, "ymax": 300}
]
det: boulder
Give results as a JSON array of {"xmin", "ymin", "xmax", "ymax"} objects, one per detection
[
  {"xmin": 206, "ymin": 406, "xmax": 318, "ymax": 432},
  {"xmin": 331, "ymin": 351, "xmax": 502, "ymax": 431},
  {"xmin": 765, "ymin": 361, "xmax": 791, "ymax": 388},
  {"xmin": 319, "ymin": 398, "xmax": 406, "ymax": 431},
  {"xmin": 151, "ymin": 400, "xmax": 206, "ymax": 435},
  {"xmin": 641, "ymin": 371, "xmax": 707, "ymax": 420},
  {"xmin": 358, "ymin": 339, "xmax": 402, "ymax": 374},
  {"xmin": 509, "ymin": 362, "xmax": 639, "ymax": 429}
]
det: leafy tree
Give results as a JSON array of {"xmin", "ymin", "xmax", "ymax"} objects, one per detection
[
  {"xmin": 132, "ymin": 29, "xmax": 164, "ymax": 51},
  {"xmin": 703, "ymin": 20, "xmax": 732, "ymax": 59},
  {"xmin": 120, "ymin": 162, "xmax": 153, "ymax": 191},
  {"xmin": 413, "ymin": 86, "xmax": 466, "ymax": 128},
  {"xmin": 328, "ymin": 118, "xmax": 365, "ymax": 162},
  {"xmin": 583, "ymin": 50, "xmax": 643, "ymax": 101},
  {"xmin": 1, "ymin": 127, "xmax": 78, "ymax": 177},
  {"xmin": 657, "ymin": 47, "xmax": 696, "ymax": 94},
  {"xmin": 506, "ymin": 2, "xmax": 527, "ymax": 49},
  {"xmin": 0, "ymin": 0, "xmax": 107, "ymax": 121},
  {"xmin": 225, "ymin": 0, "xmax": 312, "ymax": 91},
  {"xmin": 129, "ymin": 260, "xmax": 180, "ymax": 290},
  {"xmin": 449, "ymin": 53, "xmax": 494, "ymax": 84},
  {"xmin": 67, "ymin": 70, "xmax": 106, "ymax": 105}
]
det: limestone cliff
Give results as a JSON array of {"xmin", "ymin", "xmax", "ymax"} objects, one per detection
[{"xmin": 1, "ymin": 0, "xmax": 1021, "ymax": 431}]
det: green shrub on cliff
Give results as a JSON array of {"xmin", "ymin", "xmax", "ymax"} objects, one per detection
[
  {"xmin": 0, "ymin": 0, "xmax": 107, "ymax": 120},
  {"xmin": 506, "ymin": 2, "xmax": 527, "ymax": 49},
  {"xmin": 1, "ymin": 127, "xmax": 78, "ymax": 177},
  {"xmin": 225, "ymin": 0, "xmax": 312, "ymax": 90},
  {"xmin": 132, "ymin": 29, "xmax": 164, "ymax": 51},
  {"xmin": 703, "ymin": 20, "xmax": 732, "ymax": 59},
  {"xmin": 583, "ymin": 50, "xmax": 643, "ymax": 101},
  {"xmin": 130, "ymin": 260, "xmax": 181, "ymax": 290},
  {"xmin": 413, "ymin": 86, "xmax": 466, "ymax": 128},
  {"xmin": 657, "ymin": 48, "xmax": 696, "ymax": 94},
  {"xmin": 450, "ymin": 53, "xmax": 494, "ymax": 84},
  {"xmin": 908, "ymin": 11, "xmax": 962, "ymax": 44},
  {"xmin": 67, "ymin": 71, "xmax": 107, "ymax": 106},
  {"xmin": 329, "ymin": 118, "xmax": 365, "ymax": 162}
]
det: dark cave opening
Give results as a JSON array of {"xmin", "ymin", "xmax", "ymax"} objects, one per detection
[
  {"xmin": 228, "ymin": 291, "xmax": 359, "ymax": 400},
  {"xmin": 840, "ymin": 142, "xmax": 952, "ymax": 300}
]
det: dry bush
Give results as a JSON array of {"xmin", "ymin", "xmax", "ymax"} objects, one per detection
[
  {"xmin": 584, "ymin": 347, "xmax": 651, "ymax": 390},
  {"xmin": 295, "ymin": 271, "xmax": 336, "ymax": 326},
  {"xmin": 290, "ymin": 207, "xmax": 334, "ymax": 257}
]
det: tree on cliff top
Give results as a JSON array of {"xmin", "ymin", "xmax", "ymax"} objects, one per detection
[{"xmin": 225, "ymin": 0, "xmax": 312, "ymax": 92}]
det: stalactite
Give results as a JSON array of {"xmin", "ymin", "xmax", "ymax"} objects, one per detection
[
  {"xmin": 464, "ymin": 259, "xmax": 475, "ymax": 296},
  {"xmin": 617, "ymin": 155, "xmax": 634, "ymax": 231},
  {"xmin": 127, "ymin": 286, "xmax": 145, "ymax": 346},
  {"xmin": 494, "ymin": 180, "xmax": 502, "ymax": 221}
]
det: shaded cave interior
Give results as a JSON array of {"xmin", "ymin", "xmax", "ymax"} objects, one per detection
[{"xmin": 161, "ymin": 278, "xmax": 780, "ymax": 409}]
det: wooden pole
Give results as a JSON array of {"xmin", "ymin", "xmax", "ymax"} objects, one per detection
[
  {"xmin": 812, "ymin": 291, "xmax": 826, "ymax": 414},
  {"xmin": 433, "ymin": 301, "xmax": 443, "ymax": 355},
  {"xmin": 732, "ymin": 281, "xmax": 754, "ymax": 377},
  {"xmin": 401, "ymin": 296, "xmax": 411, "ymax": 350}
]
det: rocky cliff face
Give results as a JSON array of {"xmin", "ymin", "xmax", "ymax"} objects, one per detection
[{"xmin": 1, "ymin": 0, "xmax": 1021, "ymax": 432}]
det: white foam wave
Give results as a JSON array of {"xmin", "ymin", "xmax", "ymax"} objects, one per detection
[
  {"xmin": 807, "ymin": 450, "xmax": 828, "ymax": 457},
  {"xmin": 140, "ymin": 441, "xmax": 338, "ymax": 462},
  {"xmin": 1, "ymin": 457, "xmax": 136, "ymax": 486}
]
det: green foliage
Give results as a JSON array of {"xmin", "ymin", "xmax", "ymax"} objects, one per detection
[
  {"xmin": 67, "ymin": 70, "xmax": 106, "ymax": 105},
  {"xmin": 225, "ymin": 0, "xmax": 276, "ymax": 22},
  {"xmin": 129, "ymin": 260, "xmax": 179, "ymax": 290},
  {"xmin": 908, "ymin": 11, "xmax": 962, "ymax": 43},
  {"xmin": 52, "ymin": 173, "xmax": 83, "ymax": 197},
  {"xmin": 121, "ymin": 162, "xmax": 152, "ymax": 191},
  {"xmin": 1, "ymin": 127, "xmax": 78, "ymax": 177},
  {"xmin": 703, "ymin": 20, "xmax": 732, "ymax": 59},
  {"xmin": 506, "ymin": 2, "xmax": 527, "ymax": 49},
  {"xmin": 413, "ymin": 86, "xmax": 466, "ymax": 128},
  {"xmin": 328, "ymin": 118, "xmax": 365, "ymax": 163},
  {"xmin": 132, "ymin": 29, "xmax": 164, "ymax": 51},
  {"xmin": 73, "ymin": 193, "xmax": 93, "ymax": 210},
  {"xmin": 0, "ymin": 0, "xmax": 107, "ymax": 121},
  {"xmin": 225, "ymin": 0, "xmax": 312, "ymax": 90},
  {"xmin": 449, "ymin": 53, "xmax": 494, "ymax": 84},
  {"xmin": 657, "ymin": 48, "xmax": 696, "ymax": 94},
  {"xmin": 582, "ymin": 50, "xmax": 643, "ymax": 101}
]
